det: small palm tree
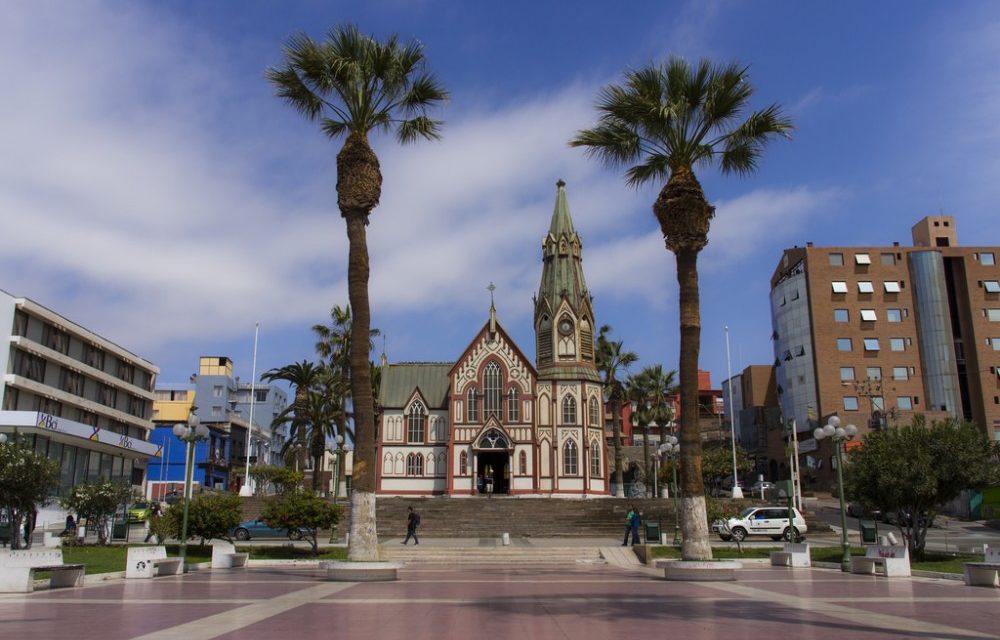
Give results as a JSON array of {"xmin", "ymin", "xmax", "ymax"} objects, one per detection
[
  {"xmin": 262, "ymin": 361, "xmax": 323, "ymax": 475},
  {"xmin": 626, "ymin": 370, "xmax": 655, "ymax": 496},
  {"xmin": 572, "ymin": 58, "xmax": 791, "ymax": 560},
  {"xmin": 268, "ymin": 25, "xmax": 447, "ymax": 561},
  {"xmin": 596, "ymin": 325, "xmax": 638, "ymax": 498}
]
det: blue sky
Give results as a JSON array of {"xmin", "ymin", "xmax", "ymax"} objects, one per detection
[{"xmin": 2, "ymin": 1, "xmax": 999, "ymax": 390}]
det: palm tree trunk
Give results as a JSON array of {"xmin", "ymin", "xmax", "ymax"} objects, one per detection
[
  {"xmin": 676, "ymin": 246, "xmax": 711, "ymax": 560},
  {"xmin": 611, "ymin": 397, "xmax": 624, "ymax": 497},
  {"xmin": 642, "ymin": 423, "xmax": 651, "ymax": 497},
  {"xmin": 344, "ymin": 210, "xmax": 378, "ymax": 561}
]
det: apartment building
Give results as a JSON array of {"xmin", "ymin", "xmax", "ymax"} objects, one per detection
[
  {"xmin": 770, "ymin": 216, "xmax": 1000, "ymax": 486},
  {"xmin": 0, "ymin": 289, "xmax": 159, "ymax": 494},
  {"xmin": 234, "ymin": 380, "xmax": 288, "ymax": 467}
]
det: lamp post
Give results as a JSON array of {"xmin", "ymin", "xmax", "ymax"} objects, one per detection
[
  {"xmin": 660, "ymin": 436, "xmax": 681, "ymax": 546},
  {"xmin": 173, "ymin": 407, "xmax": 209, "ymax": 571},
  {"xmin": 0, "ymin": 433, "xmax": 7, "ymax": 444},
  {"xmin": 814, "ymin": 416, "xmax": 857, "ymax": 571}
]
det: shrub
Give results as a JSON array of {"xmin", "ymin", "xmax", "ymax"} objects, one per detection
[
  {"xmin": 161, "ymin": 492, "xmax": 243, "ymax": 543},
  {"xmin": 62, "ymin": 480, "xmax": 130, "ymax": 545},
  {"xmin": 260, "ymin": 490, "xmax": 340, "ymax": 555}
]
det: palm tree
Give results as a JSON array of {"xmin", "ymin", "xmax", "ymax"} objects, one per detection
[
  {"xmin": 626, "ymin": 370, "xmax": 655, "ymax": 496},
  {"xmin": 595, "ymin": 325, "xmax": 638, "ymax": 498},
  {"xmin": 571, "ymin": 58, "xmax": 792, "ymax": 560},
  {"xmin": 643, "ymin": 364, "xmax": 678, "ymax": 449},
  {"xmin": 262, "ymin": 361, "xmax": 323, "ymax": 476},
  {"xmin": 268, "ymin": 25, "xmax": 447, "ymax": 561}
]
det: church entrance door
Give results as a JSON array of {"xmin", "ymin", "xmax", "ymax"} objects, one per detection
[{"xmin": 477, "ymin": 451, "xmax": 509, "ymax": 495}]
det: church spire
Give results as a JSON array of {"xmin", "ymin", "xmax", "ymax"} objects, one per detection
[{"xmin": 534, "ymin": 180, "xmax": 599, "ymax": 381}]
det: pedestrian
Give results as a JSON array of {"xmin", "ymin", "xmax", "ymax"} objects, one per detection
[
  {"xmin": 622, "ymin": 505, "xmax": 636, "ymax": 546},
  {"xmin": 632, "ymin": 509, "xmax": 642, "ymax": 545},
  {"xmin": 143, "ymin": 503, "xmax": 161, "ymax": 543},
  {"xmin": 402, "ymin": 506, "xmax": 420, "ymax": 545},
  {"xmin": 61, "ymin": 513, "xmax": 77, "ymax": 537}
]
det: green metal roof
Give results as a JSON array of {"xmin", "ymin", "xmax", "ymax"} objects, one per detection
[
  {"xmin": 537, "ymin": 180, "xmax": 592, "ymax": 318},
  {"xmin": 379, "ymin": 363, "xmax": 452, "ymax": 409}
]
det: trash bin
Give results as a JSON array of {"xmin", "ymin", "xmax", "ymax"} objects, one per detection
[
  {"xmin": 860, "ymin": 521, "xmax": 878, "ymax": 545},
  {"xmin": 644, "ymin": 521, "xmax": 661, "ymax": 544}
]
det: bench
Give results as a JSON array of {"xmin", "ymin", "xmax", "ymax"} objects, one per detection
[
  {"xmin": 125, "ymin": 546, "xmax": 183, "ymax": 579},
  {"xmin": 964, "ymin": 546, "xmax": 1000, "ymax": 588},
  {"xmin": 211, "ymin": 540, "xmax": 249, "ymax": 569},
  {"xmin": 0, "ymin": 549, "xmax": 85, "ymax": 593},
  {"xmin": 850, "ymin": 545, "xmax": 910, "ymax": 577},
  {"xmin": 770, "ymin": 542, "xmax": 811, "ymax": 567},
  {"xmin": 654, "ymin": 559, "xmax": 741, "ymax": 581}
]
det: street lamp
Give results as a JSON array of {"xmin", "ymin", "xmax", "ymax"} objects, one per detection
[
  {"xmin": 660, "ymin": 436, "xmax": 681, "ymax": 546},
  {"xmin": 814, "ymin": 416, "xmax": 857, "ymax": 571},
  {"xmin": 173, "ymin": 407, "xmax": 209, "ymax": 571},
  {"xmin": 0, "ymin": 433, "xmax": 7, "ymax": 444}
]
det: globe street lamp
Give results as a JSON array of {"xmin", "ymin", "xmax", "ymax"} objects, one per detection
[
  {"xmin": 660, "ymin": 436, "xmax": 681, "ymax": 546},
  {"xmin": 814, "ymin": 416, "xmax": 857, "ymax": 571},
  {"xmin": 0, "ymin": 433, "xmax": 7, "ymax": 444},
  {"xmin": 173, "ymin": 407, "xmax": 209, "ymax": 571}
]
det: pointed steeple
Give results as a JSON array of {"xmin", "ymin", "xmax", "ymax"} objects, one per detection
[{"xmin": 534, "ymin": 180, "xmax": 599, "ymax": 381}]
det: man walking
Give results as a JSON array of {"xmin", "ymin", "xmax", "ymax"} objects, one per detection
[{"xmin": 402, "ymin": 506, "xmax": 420, "ymax": 545}]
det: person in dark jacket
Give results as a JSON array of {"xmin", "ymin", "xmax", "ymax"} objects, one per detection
[
  {"xmin": 402, "ymin": 506, "xmax": 420, "ymax": 545},
  {"xmin": 622, "ymin": 505, "xmax": 637, "ymax": 546}
]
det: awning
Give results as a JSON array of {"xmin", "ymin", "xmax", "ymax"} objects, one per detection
[{"xmin": 0, "ymin": 410, "xmax": 160, "ymax": 459}]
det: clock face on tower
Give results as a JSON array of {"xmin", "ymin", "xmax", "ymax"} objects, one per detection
[{"xmin": 558, "ymin": 319, "xmax": 573, "ymax": 336}]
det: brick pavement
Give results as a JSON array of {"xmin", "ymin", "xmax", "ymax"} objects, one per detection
[{"xmin": 2, "ymin": 560, "xmax": 998, "ymax": 639}]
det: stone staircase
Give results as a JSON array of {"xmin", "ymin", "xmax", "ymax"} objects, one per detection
[{"xmin": 381, "ymin": 542, "xmax": 605, "ymax": 564}]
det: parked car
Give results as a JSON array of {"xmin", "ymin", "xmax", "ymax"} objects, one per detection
[
  {"xmin": 712, "ymin": 506, "xmax": 808, "ymax": 542},
  {"xmin": 127, "ymin": 502, "xmax": 152, "ymax": 523},
  {"xmin": 230, "ymin": 519, "xmax": 312, "ymax": 541}
]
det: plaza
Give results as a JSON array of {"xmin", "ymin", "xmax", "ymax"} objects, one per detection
[{"xmin": 2, "ymin": 543, "xmax": 998, "ymax": 639}]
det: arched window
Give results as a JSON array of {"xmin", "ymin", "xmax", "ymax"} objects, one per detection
[
  {"xmin": 484, "ymin": 362, "xmax": 502, "ymax": 417},
  {"xmin": 407, "ymin": 402, "xmax": 426, "ymax": 443},
  {"xmin": 406, "ymin": 452, "xmax": 423, "ymax": 477},
  {"xmin": 590, "ymin": 440, "xmax": 601, "ymax": 477},
  {"xmin": 507, "ymin": 388, "xmax": 519, "ymax": 422},
  {"xmin": 467, "ymin": 388, "xmax": 478, "ymax": 422},
  {"xmin": 519, "ymin": 450, "xmax": 527, "ymax": 475},
  {"xmin": 588, "ymin": 396, "xmax": 600, "ymax": 426},
  {"xmin": 562, "ymin": 396, "xmax": 577, "ymax": 424},
  {"xmin": 459, "ymin": 450, "xmax": 468, "ymax": 475},
  {"xmin": 563, "ymin": 440, "xmax": 578, "ymax": 475}
]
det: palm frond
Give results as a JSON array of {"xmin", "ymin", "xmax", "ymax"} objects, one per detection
[
  {"xmin": 266, "ymin": 66, "xmax": 325, "ymax": 120},
  {"xmin": 396, "ymin": 116, "xmax": 443, "ymax": 143},
  {"xmin": 624, "ymin": 154, "xmax": 671, "ymax": 187}
]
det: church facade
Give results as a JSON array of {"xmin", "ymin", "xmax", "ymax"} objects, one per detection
[{"xmin": 376, "ymin": 181, "xmax": 608, "ymax": 496}]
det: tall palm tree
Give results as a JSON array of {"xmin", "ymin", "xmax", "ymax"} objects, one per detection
[
  {"xmin": 595, "ymin": 324, "xmax": 638, "ymax": 498},
  {"xmin": 268, "ymin": 25, "xmax": 447, "ymax": 561},
  {"xmin": 262, "ymin": 361, "xmax": 324, "ymax": 477},
  {"xmin": 571, "ymin": 58, "xmax": 792, "ymax": 560},
  {"xmin": 626, "ymin": 370, "xmax": 655, "ymax": 497}
]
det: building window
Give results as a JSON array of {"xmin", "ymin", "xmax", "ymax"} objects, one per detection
[
  {"xmin": 12, "ymin": 310, "xmax": 28, "ymax": 337},
  {"xmin": 857, "ymin": 281, "xmax": 875, "ymax": 294},
  {"xmin": 406, "ymin": 453, "xmax": 423, "ymax": 477},
  {"xmin": 829, "ymin": 253, "xmax": 844, "ymax": 266},
  {"xmin": 986, "ymin": 280, "xmax": 1000, "ymax": 293},
  {"xmin": 117, "ymin": 361, "xmax": 135, "ymax": 384},
  {"xmin": 14, "ymin": 351, "xmax": 46, "ymax": 382},
  {"xmin": 213, "ymin": 385, "xmax": 223, "ymax": 398},
  {"xmin": 892, "ymin": 367, "xmax": 909, "ymax": 381},
  {"xmin": 407, "ymin": 402, "xmax": 426, "ymax": 443},
  {"xmin": 589, "ymin": 396, "xmax": 600, "ymax": 426},
  {"xmin": 840, "ymin": 367, "xmax": 855, "ymax": 382},
  {"xmin": 837, "ymin": 338, "xmax": 852, "ymax": 352},
  {"xmin": 872, "ymin": 396, "xmax": 885, "ymax": 412},
  {"xmin": 890, "ymin": 338, "xmax": 905, "ymax": 351},
  {"xmin": 834, "ymin": 309, "xmax": 849, "ymax": 322},
  {"xmin": 84, "ymin": 344, "xmax": 106, "ymax": 371},
  {"xmin": 897, "ymin": 396, "xmax": 913, "ymax": 411},
  {"xmin": 843, "ymin": 397, "xmax": 859, "ymax": 411},
  {"xmin": 467, "ymin": 388, "xmax": 479, "ymax": 422},
  {"xmin": 507, "ymin": 388, "xmax": 520, "ymax": 422},
  {"xmin": 863, "ymin": 338, "xmax": 880, "ymax": 351},
  {"xmin": 887, "ymin": 309, "xmax": 902, "ymax": 322},
  {"xmin": 884, "ymin": 281, "xmax": 902, "ymax": 293},
  {"xmin": 865, "ymin": 367, "xmax": 881, "ymax": 380},
  {"xmin": 60, "ymin": 369, "xmax": 84, "ymax": 396},
  {"xmin": 832, "ymin": 281, "xmax": 848, "ymax": 294},
  {"xmin": 991, "ymin": 338, "xmax": 1000, "ymax": 351},
  {"xmin": 987, "ymin": 309, "xmax": 1000, "ymax": 321},
  {"xmin": 484, "ymin": 362, "xmax": 502, "ymax": 418},
  {"xmin": 590, "ymin": 441, "xmax": 601, "ymax": 477},
  {"xmin": 99, "ymin": 383, "xmax": 117, "ymax": 407},
  {"xmin": 36, "ymin": 397, "xmax": 62, "ymax": 417},
  {"xmin": 459, "ymin": 451, "xmax": 468, "ymax": 475},
  {"xmin": 255, "ymin": 389, "xmax": 268, "ymax": 402},
  {"xmin": 562, "ymin": 396, "xmax": 577, "ymax": 424},
  {"xmin": 978, "ymin": 252, "xmax": 996, "ymax": 266},
  {"xmin": 128, "ymin": 395, "xmax": 145, "ymax": 418},
  {"xmin": 519, "ymin": 450, "xmax": 527, "ymax": 475},
  {"xmin": 212, "ymin": 406, "xmax": 222, "ymax": 417},
  {"xmin": 880, "ymin": 253, "xmax": 896, "ymax": 266},
  {"xmin": 42, "ymin": 324, "xmax": 70, "ymax": 355},
  {"xmin": 855, "ymin": 253, "xmax": 871, "ymax": 265},
  {"xmin": 860, "ymin": 309, "xmax": 877, "ymax": 322},
  {"xmin": 563, "ymin": 440, "xmax": 578, "ymax": 475}
]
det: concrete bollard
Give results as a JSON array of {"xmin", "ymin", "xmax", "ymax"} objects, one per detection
[{"xmin": 501, "ymin": 532, "xmax": 510, "ymax": 546}]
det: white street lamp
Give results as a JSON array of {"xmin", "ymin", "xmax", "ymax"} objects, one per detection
[
  {"xmin": 0, "ymin": 433, "xmax": 7, "ymax": 444},
  {"xmin": 814, "ymin": 416, "xmax": 857, "ymax": 571},
  {"xmin": 173, "ymin": 407, "xmax": 210, "ymax": 571}
]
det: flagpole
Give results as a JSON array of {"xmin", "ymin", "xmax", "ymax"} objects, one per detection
[
  {"xmin": 239, "ymin": 323, "xmax": 260, "ymax": 497},
  {"xmin": 725, "ymin": 325, "xmax": 743, "ymax": 498}
]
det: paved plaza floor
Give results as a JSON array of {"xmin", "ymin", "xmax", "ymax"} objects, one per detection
[{"xmin": 2, "ymin": 559, "xmax": 999, "ymax": 639}]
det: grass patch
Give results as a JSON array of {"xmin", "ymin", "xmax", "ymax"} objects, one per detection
[
  {"xmin": 807, "ymin": 546, "xmax": 983, "ymax": 574},
  {"xmin": 648, "ymin": 545, "xmax": 780, "ymax": 560},
  {"xmin": 239, "ymin": 545, "xmax": 347, "ymax": 561}
]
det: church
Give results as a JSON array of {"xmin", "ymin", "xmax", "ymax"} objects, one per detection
[{"xmin": 376, "ymin": 181, "xmax": 608, "ymax": 496}]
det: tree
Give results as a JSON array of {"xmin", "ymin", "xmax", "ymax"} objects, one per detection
[
  {"xmin": 595, "ymin": 324, "xmax": 638, "ymax": 498},
  {"xmin": 260, "ymin": 490, "xmax": 342, "ymax": 555},
  {"xmin": 263, "ymin": 360, "xmax": 324, "ymax": 473},
  {"xmin": 159, "ymin": 492, "xmax": 243, "ymax": 544},
  {"xmin": 249, "ymin": 464, "xmax": 305, "ymax": 496},
  {"xmin": 843, "ymin": 417, "xmax": 1000, "ymax": 560},
  {"xmin": 63, "ymin": 480, "xmax": 130, "ymax": 545},
  {"xmin": 700, "ymin": 443, "xmax": 753, "ymax": 491},
  {"xmin": 0, "ymin": 436, "xmax": 59, "ymax": 549},
  {"xmin": 626, "ymin": 371, "xmax": 654, "ymax": 496},
  {"xmin": 571, "ymin": 58, "xmax": 792, "ymax": 560},
  {"xmin": 268, "ymin": 25, "xmax": 446, "ymax": 562}
]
